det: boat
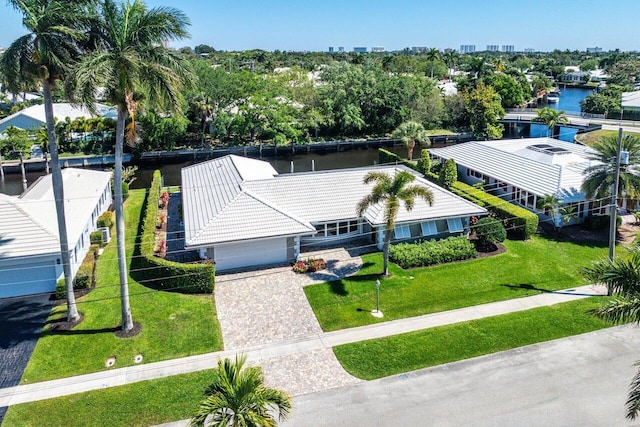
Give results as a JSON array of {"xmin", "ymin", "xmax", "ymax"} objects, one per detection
[{"xmin": 547, "ymin": 91, "xmax": 560, "ymax": 103}]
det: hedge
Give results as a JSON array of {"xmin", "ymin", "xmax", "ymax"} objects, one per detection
[
  {"xmin": 137, "ymin": 170, "xmax": 215, "ymax": 294},
  {"xmin": 97, "ymin": 211, "xmax": 114, "ymax": 229},
  {"xmin": 450, "ymin": 181, "xmax": 538, "ymax": 240},
  {"xmin": 389, "ymin": 236, "xmax": 477, "ymax": 269},
  {"xmin": 55, "ymin": 246, "xmax": 97, "ymax": 299},
  {"xmin": 378, "ymin": 148, "xmax": 538, "ymax": 240}
]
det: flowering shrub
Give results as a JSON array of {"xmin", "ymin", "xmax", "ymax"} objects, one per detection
[
  {"xmin": 292, "ymin": 258, "xmax": 327, "ymax": 273},
  {"xmin": 159, "ymin": 192, "xmax": 170, "ymax": 208}
]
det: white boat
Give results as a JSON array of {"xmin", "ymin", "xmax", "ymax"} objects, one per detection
[{"xmin": 547, "ymin": 91, "xmax": 560, "ymax": 103}]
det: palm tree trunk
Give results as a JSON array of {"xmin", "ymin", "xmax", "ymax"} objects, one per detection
[
  {"xmin": 0, "ymin": 153, "xmax": 5, "ymax": 179},
  {"xmin": 43, "ymin": 81, "xmax": 79, "ymax": 322},
  {"xmin": 382, "ymin": 230, "xmax": 391, "ymax": 276},
  {"xmin": 408, "ymin": 141, "xmax": 415, "ymax": 161},
  {"xmin": 115, "ymin": 106, "xmax": 134, "ymax": 331},
  {"xmin": 19, "ymin": 151, "xmax": 27, "ymax": 192}
]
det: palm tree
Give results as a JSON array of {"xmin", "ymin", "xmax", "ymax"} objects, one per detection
[
  {"xmin": 71, "ymin": 0, "xmax": 195, "ymax": 332},
  {"xmin": 442, "ymin": 51, "xmax": 459, "ymax": 79},
  {"xmin": 1, "ymin": 0, "xmax": 91, "ymax": 323},
  {"xmin": 189, "ymin": 354, "xmax": 292, "ymax": 427},
  {"xmin": 392, "ymin": 121, "xmax": 430, "ymax": 161},
  {"xmin": 357, "ymin": 170, "xmax": 434, "ymax": 276},
  {"xmin": 536, "ymin": 193, "xmax": 561, "ymax": 230},
  {"xmin": 533, "ymin": 107, "xmax": 568, "ymax": 137},
  {"xmin": 582, "ymin": 249, "xmax": 640, "ymax": 419},
  {"xmin": 1, "ymin": 126, "xmax": 31, "ymax": 191},
  {"xmin": 582, "ymin": 133, "xmax": 640, "ymax": 200},
  {"xmin": 425, "ymin": 48, "xmax": 440, "ymax": 79}
]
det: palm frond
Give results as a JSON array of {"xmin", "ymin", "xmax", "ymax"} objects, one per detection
[
  {"xmin": 627, "ymin": 362, "xmax": 640, "ymax": 420},
  {"xmin": 589, "ymin": 297, "xmax": 640, "ymax": 325}
]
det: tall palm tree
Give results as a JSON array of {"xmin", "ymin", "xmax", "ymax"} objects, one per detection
[
  {"xmin": 189, "ymin": 354, "xmax": 292, "ymax": 427},
  {"xmin": 392, "ymin": 121, "xmax": 430, "ymax": 161},
  {"xmin": 357, "ymin": 170, "xmax": 434, "ymax": 276},
  {"xmin": 442, "ymin": 50, "xmax": 459, "ymax": 79},
  {"xmin": 536, "ymin": 193, "xmax": 561, "ymax": 230},
  {"xmin": 1, "ymin": 0, "xmax": 91, "ymax": 323},
  {"xmin": 582, "ymin": 133, "xmax": 640, "ymax": 200},
  {"xmin": 425, "ymin": 48, "xmax": 441, "ymax": 79},
  {"xmin": 71, "ymin": 0, "xmax": 195, "ymax": 332},
  {"xmin": 582, "ymin": 250, "xmax": 640, "ymax": 419},
  {"xmin": 533, "ymin": 107, "xmax": 568, "ymax": 137},
  {"xmin": 1, "ymin": 126, "xmax": 32, "ymax": 192}
]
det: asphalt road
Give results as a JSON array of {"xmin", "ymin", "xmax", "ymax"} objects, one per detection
[{"xmin": 285, "ymin": 326, "xmax": 640, "ymax": 427}]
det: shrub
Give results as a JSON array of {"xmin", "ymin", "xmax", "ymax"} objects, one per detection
[
  {"xmin": 438, "ymin": 158, "xmax": 457, "ymax": 189},
  {"xmin": 55, "ymin": 279, "xmax": 66, "ymax": 299},
  {"xmin": 474, "ymin": 217, "xmax": 507, "ymax": 243},
  {"xmin": 416, "ymin": 149, "xmax": 431, "ymax": 175},
  {"xmin": 378, "ymin": 148, "xmax": 420, "ymax": 173},
  {"xmin": 450, "ymin": 181, "xmax": 538, "ymax": 240},
  {"xmin": 389, "ymin": 236, "xmax": 477, "ymax": 269},
  {"xmin": 292, "ymin": 258, "xmax": 327, "ymax": 274},
  {"xmin": 111, "ymin": 181, "xmax": 129, "ymax": 201},
  {"xmin": 90, "ymin": 230, "xmax": 104, "ymax": 246},
  {"xmin": 584, "ymin": 214, "xmax": 621, "ymax": 230},
  {"xmin": 136, "ymin": 170, "xmax": 215, "ymax": 294},
  {"xmin": 97, "ymin": 211, "xmax": 114, "ymax": 229}
]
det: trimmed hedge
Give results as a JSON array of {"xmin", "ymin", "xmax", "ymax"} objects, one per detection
[
  {"xmin": 55, "ymin": 246, "xmax": 96, "ymax": 299},
  {"xmin": 584, "ymin": 214, "xmax": 621, "ymax": 230},
  {"xmin": 389, "ymin": 236, "xmax": 477, "ymax": 269},
  {"xmin": 90, "ymin": 230, "xmax": 104, "ymax": 246},
  {"xmin": 450, "ymin": 181, "xmax": 538, "ymax": 240},
  {"xmin": 97, "ymin": 211, "xmax": 114, "ymax": 229},
  {"xmin": 137, "ymin": 170, "xmax": 215, "ymax": 294},
  {"xmin": 378, "ymin": 148, "xmax": 420, "ymax": 173}
]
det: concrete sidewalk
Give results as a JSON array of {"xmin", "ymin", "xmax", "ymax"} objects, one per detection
[{"xmin": 0, "ymin": 284, "xmax": 606, "ymax": 408}]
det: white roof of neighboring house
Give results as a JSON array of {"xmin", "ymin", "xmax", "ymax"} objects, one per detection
[
  {"xmin": 0, "ymin": 102, "xmax": 116, "ymax": 132},
  {"xmin": 182, "ymin": 156, "xmax": 486, "ymax": 247},
  {"xmin": 429, "ymin": 138, "xmax": 597, "ymax": 202},
  {"xmin": 622, "ymin": 91, "xmax": 640, "ymax": 109}
]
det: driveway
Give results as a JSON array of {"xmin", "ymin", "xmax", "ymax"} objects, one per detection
[{"xmin": 0, "ymin": 294, "xmax": 52, "ymax": 423}]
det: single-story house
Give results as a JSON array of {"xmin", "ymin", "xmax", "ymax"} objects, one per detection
[
  {"xmin": 181, "ymin": 155, "xmax": 487, "ymax": 272},
  {"xmin": 0, "ymin": 102, "xmax": 117, "ymax": 133},
  {"xmin": 0, "ymin": 168, "xmax": 112, "ymax": 298},
  {"xmin": 429, "ymin": 137, "xmax": 612, "ymax": 228}
]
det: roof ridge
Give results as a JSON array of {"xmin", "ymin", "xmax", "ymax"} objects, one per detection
[
  {"xmin": 7, "ymin": 199, "xmax": 60, "ymax": 242},
  {"xmin": 187, "ymin": 188, "xmax": 244, "ymax": 245},
  {"xmin": 242, "ymin": 189, "xmax": 314, "ymax": 231}
]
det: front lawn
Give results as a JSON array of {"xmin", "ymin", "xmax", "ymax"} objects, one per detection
[
  {"xmin": 575, "ymin": 129, "xmax": 620, "ymax": 146},
  {"xmin": 20, "ymin": 189, "xmax": 223, "ymax": 383},
  {"xmin": 304, "ymin": 236, "xmax": 607, "ymax": 331},
  {"xmin": 333, "ymin": 297, "xmax": 611, "ymax": 380}
]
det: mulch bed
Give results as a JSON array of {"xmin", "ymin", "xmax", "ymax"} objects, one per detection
[
  {"xmin": 114, "ymin": 322, "xmax": 142, "ymax": 338},
  {"xmin": 46, "ymin": 312, "xmax": 85, "ymax": 332}
]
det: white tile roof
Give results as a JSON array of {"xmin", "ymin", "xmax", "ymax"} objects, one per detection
[
  {"xmin": 622, "ymin": 91, "xmax": 640, "ymax": 109},
  {"xmin": 18, "ymin": 168, "xmax": 112, "ymax": 248},
  {"xmin": 429, "ymin": 138, "xmax": 596, "ymax": 202},
  {"xmin": 0, "ymin": 102, "xmax": 116, "ymax": 132},
  {"xmin": 182, "ymin": 156, "xmax": 486, "ymax": 247}
]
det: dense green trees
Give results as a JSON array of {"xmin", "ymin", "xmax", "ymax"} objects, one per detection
[
  {"xmin": 464, "ymin": 83, "xmax": 505, "ymax": 140},
  {"xmin": 534, "ymin": 108, "xmax": 568, "ymax": 137},
  {"xmin": 392, "ymin": 121, "xmax": 430, "ymax": 161}
]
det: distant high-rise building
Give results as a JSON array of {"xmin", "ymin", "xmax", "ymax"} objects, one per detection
[
  {"xmin": 502, "ymin": 45, "xmax": 515, "ymax": 53},
  {"xmin": 353, "ymin": 47, "xmax": 367, "ymax": 53},
  {"xmin": 411, "ymin": 46, "xmax": 427, "ymax": 53},
  {"xmin": 371, "ymin": 46, "xmax": 385, "ymax": 53},
  {"xmin": 524, "ymin": 48, "xmax": 536, "ymax": 53},
  {"xmin": 586, "ymin": 47, "xmax": 603, "ymax": 53},
  {"xmin": 486, "ymin": 45, "xmax": 499, "ymax": 52},
  {"xmin": 338, "ymin": 46, "xmax": 344, "ymax": 53},
  {"xmin": 460, "ymin": 44, "xmax": 476, "ymax": 54},
  {"xmin": 328, "ymin": 46, "xmax": 334, "ymax": 53}
]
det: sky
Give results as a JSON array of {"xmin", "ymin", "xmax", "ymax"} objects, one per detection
[{"xmin": 1, "ymin": 0, "xmax": 639, "ymax": 53}]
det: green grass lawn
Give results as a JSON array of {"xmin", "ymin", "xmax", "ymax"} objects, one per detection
[
  {"xmin": 575, "ymin": 129, "xmax": 619, "ymax": 146},
  {"xmin": 304, "ymin": 236, "xmax": 607, "ymax": 331},
  {"xmin": 425, "ymin": 129, "xmax": 456, "ymax": 136},
  {"xmin": 20, "ymin": 189, "xmax": 222, "ymax": 383},
  {"xmin": 333, "ymin": 297, "xmax": 611, "ymax": 380},
  {"xmin": 3, "ymin": 298, "xmax": 612, "ymax": 427}
]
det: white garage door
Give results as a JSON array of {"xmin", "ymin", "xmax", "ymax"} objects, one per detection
[
  {"xmin": 0, "ymin": 260, "xmax": 57, "ymax": 298},
  {"xmin": 215, "ymin": 238, "xmax": 288, "ymax": 271}
]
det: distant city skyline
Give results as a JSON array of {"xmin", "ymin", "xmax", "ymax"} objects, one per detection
[{"xmin": 0, "ymin": 0, "xmax": 639, "ymax": 53}]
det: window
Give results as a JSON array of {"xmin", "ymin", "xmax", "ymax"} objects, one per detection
[
  {"xmin": 446, "ymin": 218, "xmax": 464, "ymax": 233},
  {"xmin": 339, "ymin": 222, "xmax": 349, "ymax": 235},
  {"xmin": 421, "ymin": 221, "xmax": 437, "ymax": 236},
  {"xmin": 394, "ymin": 225, "xmax": 411, "ymax": 239},
  {"xmin": 349, "ymin": 222, "xmax": 359, "ymax": 233}
]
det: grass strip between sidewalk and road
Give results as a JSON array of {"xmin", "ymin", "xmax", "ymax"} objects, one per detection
[
  {"xmin": 305, "ymin": 236, "xmax": 608, "ymax": 331},
  {"xmin": 333, "ymin": 297, "xmax": 611, "ymax": 380},
  {"xmin": 19, "ymin": 189, "xmax": 223, "ymax": 383},
  {"xmin": 4, "ymin": 297, "xmax": 611, "ymax": 427}
]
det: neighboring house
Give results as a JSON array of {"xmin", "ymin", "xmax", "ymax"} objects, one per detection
[
  {"xmin": 429, "ymin": 138, "xmax": 610, "ymax": 228},
  {"xmin": 0, "ymin": 168, "xmax": 112, "ymax": 298},
  {"xmin": 0, "ymin": 102, "xmax": 116, "ymax": 133},
  {"xmin": 181, "ymin": 155, "xmax": 486, "ymax": 272},
  {"xmin": 560, "ymin": 71, "xmax": 591, "ymax": 83}
]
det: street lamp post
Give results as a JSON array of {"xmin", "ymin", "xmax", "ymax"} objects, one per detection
[{"xmin": 371, "ymin": 278, "xmax": 383, "ymax": 318}]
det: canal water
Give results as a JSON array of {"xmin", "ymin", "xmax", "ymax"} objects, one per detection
[
  {"xmin": 0, "ymin": 143, "xmax": 418, "ymax": 196},
  {"xmin": 542, "ymin": 87, "xmax": 594, "ymax": 115}
]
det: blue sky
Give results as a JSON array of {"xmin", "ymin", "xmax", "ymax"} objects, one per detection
[{"xmin": 1, "ymin": 0, "xmax": 638, "ymax": 52}]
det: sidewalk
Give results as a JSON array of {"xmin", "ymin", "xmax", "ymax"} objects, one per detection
[{"xmin": 0, "ymin": 284, "xmax": 606, "ymax": 408}]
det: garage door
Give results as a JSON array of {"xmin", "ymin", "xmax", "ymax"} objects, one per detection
[
  {"xmin": 0, "ymin": 260, "xmax": 57, "ymax": 299},
  {"xmin": 215, "ymin": 238, "xmax": 288, "ymax": 271}
]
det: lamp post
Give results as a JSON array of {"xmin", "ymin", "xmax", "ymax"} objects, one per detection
[
  {"xmin": 371, "ymin": 278, "xmax": 383, "ymax": 318},
  {"xmin": 608, "ymin": 128, "xmax": 629, "ymax": 295}
]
